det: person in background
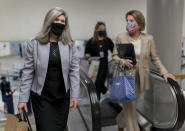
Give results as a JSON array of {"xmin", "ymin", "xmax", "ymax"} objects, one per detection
[
  {"xmin": 112, "ymin": 10, "xmax": 175, "ymax": 131},
  {"xmin": 17, "ymin": 7, "xmax": 80, "ymax": 131},
  {"xmin": 85, "ymin": 21, "xmax": 114, "ymax": 99},
  {"xmin": 0, "ymin": 76, "xmax": 14, "ymax": 113}
]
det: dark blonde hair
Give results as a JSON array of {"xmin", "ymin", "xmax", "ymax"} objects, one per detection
[
  {"xmin": 125, "ymin": 10, "xmax": 145, "ymax": 31},
  {"xmin": 36, "ymin": 7, "xmax": 73, "ymax": 46},
  {"xmin": 92, "ymin": 21, "xmax": 107, "ymax": 42}
]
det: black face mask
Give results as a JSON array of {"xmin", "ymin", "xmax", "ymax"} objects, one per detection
[
  {"xmin": 51, "ymin": 23, "xmax": 65, "ymax": 36},
  {"xmin": 98, "ymin": 31, "xmax": 106, "ymax": 37}
]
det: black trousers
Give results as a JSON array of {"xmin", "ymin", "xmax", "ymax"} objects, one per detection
[{"xmin": 30, "ymin": 91, "xmax": 70, "ymax": 131}]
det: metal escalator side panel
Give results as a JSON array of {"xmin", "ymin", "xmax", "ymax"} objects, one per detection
[
  {"xmin": 137, "ymin": 73, "xmax": 178, "ymax": 129},
  {"xmin": 136, "ymin": 70, "xmax": 185, "ymax": 130},
  {"xmin": 165, "ymin": 78, "xmax": 185, "ymax": 130},
  {"xmin": 151, "ymin": 78, "xmax": 185, "ymax": 131},
  {"xmin": 151, "ymin": 75, "xmax": 178, "ymax": 129},
  {"xmin": 80, "ymin": 70, "xmax": 101, "ymax": 131}
]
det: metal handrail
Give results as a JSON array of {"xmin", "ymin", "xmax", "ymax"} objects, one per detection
[{"xmin": 146, "ymin": 70, "xmax": 185, "ymax": 130}]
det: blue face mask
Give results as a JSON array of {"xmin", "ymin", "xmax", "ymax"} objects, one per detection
[
  {"xmin": 126, "ymin": 23, "xmax": 137, "ymax": 35},
  {"xmin": 127, "ymin": 23, "xmax": 136, "ymax": 28}
]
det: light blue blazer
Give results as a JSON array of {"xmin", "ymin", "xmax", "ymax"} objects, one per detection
[{"xmin": 19, "ymin": 38, "xmax": 80, "ymax": 102}]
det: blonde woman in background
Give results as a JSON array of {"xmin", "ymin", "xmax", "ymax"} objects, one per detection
[
  {"xmin": 17, "ymin": 7, "xmax": 80, "ymax": 131},
  {"xmin": 112, "ymin": 10, "xmax": 175, "ymax": 131}
]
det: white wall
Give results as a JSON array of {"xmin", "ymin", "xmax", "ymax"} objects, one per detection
[
  {"xmin": 183, "ymin": 1, "xmax": 185, "ymax": 37},
  {"xmin": 0, "ymin": 42, "xmax": 11, "ymax": 57},
  {"xmin": 0, "ymin": 0, "xmax": 146, "ymax": 41}
]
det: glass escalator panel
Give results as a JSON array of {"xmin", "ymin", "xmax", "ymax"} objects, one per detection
[
  {"xmin": 136, "ymin": 70, "xmax": 185, "ymax": 130},
  {"xmin": 68, "ymin": 68, "xmax": 101, "ymax": 131},
  {"xmin": 79, "ymin": 69, "xmax": 101, "ymax": 131},
  {"xmin": 75, "ymin": 57, "xmax": 185, "ymax": 131}
]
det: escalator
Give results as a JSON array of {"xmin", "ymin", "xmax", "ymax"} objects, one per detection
[
  {"xmin": 67, "ymin": 69, "xmax": 101, "ymax": 131},
  {"xmin": 67, "ymin": 68, "xmax": 185, "ymax": 131},
  {"xmin": 137, "ymin": 70, "xmax": 185, "ymax": 131}
]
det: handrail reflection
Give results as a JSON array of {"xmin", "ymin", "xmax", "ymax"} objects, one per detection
[
  {"xmin": 78, "ymin": 57, "xmax": 185, "ymax": 131},
  {"xmin": 136, "ymin": 70, "xmax": 185, "ymax": 130},
  {"xmin": 79, "ymin": 69, "xmax": 101, "ymax": 131}
]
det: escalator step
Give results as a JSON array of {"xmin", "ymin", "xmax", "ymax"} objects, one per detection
[{"xmin": 100, "ymin": 98, "xmax": 122, "ymax": 126}]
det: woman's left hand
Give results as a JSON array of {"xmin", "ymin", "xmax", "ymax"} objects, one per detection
[
  {"xmin": 163, "ymin": 73, "xmax": 176, "ymax": 83},
  {"xmin": 70, "ymin": 98, "xmax": 78, "ymax": 111}
]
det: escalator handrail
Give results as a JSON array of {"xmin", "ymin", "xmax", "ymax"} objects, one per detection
[
  {"xmin": 80, "ymin": 69, "xmax": 101, "ymax": 131},
  {"xmin": 150, "ymin": 69, "xmax": 185, "ymax": 130},
  {"xmin": 79, "ymin": 68, "xmax": 185, "ymax": 131}
]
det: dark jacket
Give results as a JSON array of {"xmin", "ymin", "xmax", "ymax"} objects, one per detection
[{"xmin": 0, "ymin": 80, "xmax": 11, "ymax": 95}]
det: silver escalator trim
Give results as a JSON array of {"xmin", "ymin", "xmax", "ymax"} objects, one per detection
[
  {"xmin": 136, "ymin": 69, "xmax": 185, "ymax": 130},
  {"xmin": 77, "ymin": 79, "xmax": 94, "ymax": 131},
  {"xmin": 137, "ymin": 112, "xmax": 152, "ymax": 131},
  {"xmin": 79, "ymin": 70, "xmax": 101, "ymax": 131},
  {"xmin": 150, "ymin": 70, "xmax": 185, "ymax": 130},
  {"xmin": 150, "ymin": 73, "xmax": 178, "ymax": 129},
  {"xmin": 77, "ymin": 106, "xmax": 90, "ymax": 131},
  {"xmin": 167, "ymin": 77, "xmax": 185, "ymax": 130}
]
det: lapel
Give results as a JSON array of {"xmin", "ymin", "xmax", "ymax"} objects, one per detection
[
  {"xmin": 126, "ymin": 32, "xmax": 145, "ymax": 61},
  {"xmin": 38, "ymin": 41, "xmax": 69, "ymax": 87},
  {"xmin": 39, "ymin": 41, "xmax": 69, "ymax": 71},
  {"xmin": 38, "ymin": 42, "xmax": 50, "ymax": 70},
  {"xmin": 58, "ymin": 41, "xmax": 69, "ymax": 86},
  {"xmin": 139, "ymin": 33, "xmax": 145, "ymax": 60},
  {"xmin": 127, "ymin": 33, "xmax": 132, "ymax": 43},
  {"xmin": 58, "ymin": 41, "xmax": 69, "ymax": 70}
]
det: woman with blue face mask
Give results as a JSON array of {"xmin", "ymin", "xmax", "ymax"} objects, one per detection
[{"xmin": 112, "ymin": 10, "xmax": 175, "ymax": 131}]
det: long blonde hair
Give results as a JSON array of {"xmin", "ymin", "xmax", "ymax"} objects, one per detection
[{"xmin": 36, "ymin": 7, "xmax": 73, "ymax": 46}]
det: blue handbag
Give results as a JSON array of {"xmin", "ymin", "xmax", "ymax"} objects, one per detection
[{"xmin": 109, "ymin": 65, "xmax": 136, "ymax": 103}]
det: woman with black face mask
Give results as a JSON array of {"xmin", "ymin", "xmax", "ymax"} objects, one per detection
[
  {"xmin": 85, "ymin": 21, "xmax": 114, "ymax": 100},
  {"xmin": 17, "ymin": 7, "xmax": 80, "ymax": 131}
]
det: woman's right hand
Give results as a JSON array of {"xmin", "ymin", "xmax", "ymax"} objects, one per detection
[
  {"xmin": 85, "ymin": 53, "xmax": 92, "ymax": 63},
  {"xmin": 17, "ymin": 102, "xmax": 28, "ymax": 113},
  {"xmin": 123, "ymin": 59, "xmax": 133, "ymax": 68},
  {"xmin": 85, "ymin": 53, "xmax": 91, "ymax": 59}
]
